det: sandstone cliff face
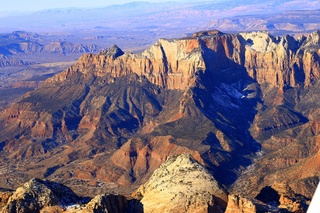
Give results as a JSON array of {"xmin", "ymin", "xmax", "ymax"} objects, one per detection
[
  {"xmin": 47, "ymin": 38, "xmax": 206, "ymax": 90},
  {"xmin": 135, "ymin": 154, "xmax": 228, "ymax": 213},
  {"xmin": 48, "ymin": 30, "xmax": 320, "ymax": 90},
  {"xmin": 241, "ymin": 31, "xmax": 320, "ymax": 88}
]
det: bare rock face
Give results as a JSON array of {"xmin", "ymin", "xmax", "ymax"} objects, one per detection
[
  {"xmin": 255, "ymin": 183, "xmax": 309, "ymax": 213},
  {"xmin": 134, "ymin": 154, "xmax": 228, "ymax": 213}
]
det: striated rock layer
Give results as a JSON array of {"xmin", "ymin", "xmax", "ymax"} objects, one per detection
[
  {"xmin": 0, "ymin": 30, "xmax": 319, "ymax": 211},
  {"xmin": 48, "ymin": 30, "xmax": 320, "ymax": 90}
]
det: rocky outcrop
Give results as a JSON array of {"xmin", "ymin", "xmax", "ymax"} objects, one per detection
[
  {"xmin": 134, "ymin": 154, "xmax": 228, "ymax": 213},
  {"xmin": 225, "ymin": 195, "xmax": 256, "ymax": 213},
  {"xmin": 80, "ymin": 194, "xmax": 129, "ymax": 213},
  {"xmin": 2, "ymin": 178, "xmax": 79, "ymax": 213},
  {"xmin": 226, "ymin": 183, "xmax": 309, "ymax": 213},
  {"xmin": 1, "ymin": 179, "xmax": 133, "ymax": 213},
  {"xmin": 255, "ymin": 183, "xmax": 309, "ymax": 212}
]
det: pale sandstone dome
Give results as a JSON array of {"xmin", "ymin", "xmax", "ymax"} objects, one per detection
[
  {"xmin": 240, "ymin": 31, "xmax": 279, "ymax": 53},
  {"xmin": 135, "ymin": 154, "xmax": 228, "ymax": 213}
]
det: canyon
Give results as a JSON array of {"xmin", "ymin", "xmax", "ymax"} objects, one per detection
[{"xmin": 0, "ymin": 29, "xmax": 319, "ymax": 212}]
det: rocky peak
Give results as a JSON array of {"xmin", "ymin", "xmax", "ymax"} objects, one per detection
[
  {"xmin": 81, "ymin": 194, "xmax": 129, "ymax": 213},
  {"xmin": 100, "ymin": 44, "xmax": 124, "ymax": 59},
  {"xmin": 303, "ymin": 30, "xmax": 320, "ymax": 50},
  {"xmin": 191, "ymin": 29, "xmax": 224, "ymax": 38},
  {"xmin": 135, "ymin": 154, "xmax": 228, "ymax": 213},
  {"xmin": 240, "ymin": 31, "xmax": 278, "ymax": 53},
  {"xmin": 225, "ymin": 194, "xmax": 257, "ymax": 213},
  {"xmin": 2, "ymin": 178, "xmax": 80, "ymax": 213}
]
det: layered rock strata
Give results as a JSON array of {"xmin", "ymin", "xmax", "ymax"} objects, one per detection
[{"xmin": 48, "ymin": 31, "xmax": 320, "ymax": 90}]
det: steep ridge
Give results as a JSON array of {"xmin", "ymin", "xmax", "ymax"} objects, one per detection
[{"xmin": 0, "ymin": 30, "xmax": 319, "ymax": 206}]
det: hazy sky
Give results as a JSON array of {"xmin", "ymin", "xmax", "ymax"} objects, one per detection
[{"xmin": 1, "ymin": 0, "xmax": 200, "ymax": 12}]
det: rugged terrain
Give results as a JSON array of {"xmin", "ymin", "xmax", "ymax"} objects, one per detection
[
  {"xmin": 0, "ymin": 30, "xmax": 319, "ymax": 212},
  {"xmin": 2, "ymin": 2, "xmax": 320, "ymax": 114},
  {"xmin": 0, "ymin": 155, "xmax": 309, "ymax": 212}
]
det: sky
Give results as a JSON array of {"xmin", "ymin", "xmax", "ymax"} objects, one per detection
[{"xmin": 0, "ymin": 0, "xmax": 201, "ymax": 12}]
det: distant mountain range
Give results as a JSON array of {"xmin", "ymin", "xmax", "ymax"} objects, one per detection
[
  {"xmin": 0, "ymin": 1, "xmax": 319, "ymax": 57},
  {"xmin": 202, "ymin": 9, "xmax": 320, "ymax": 35},
  {"xmin": 0, "ymin": 31, "xmax": 100, "ymax": 67},
  {"xmin": 1, "ymin": 1, "xmax": 320, "ymax": 42}
]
